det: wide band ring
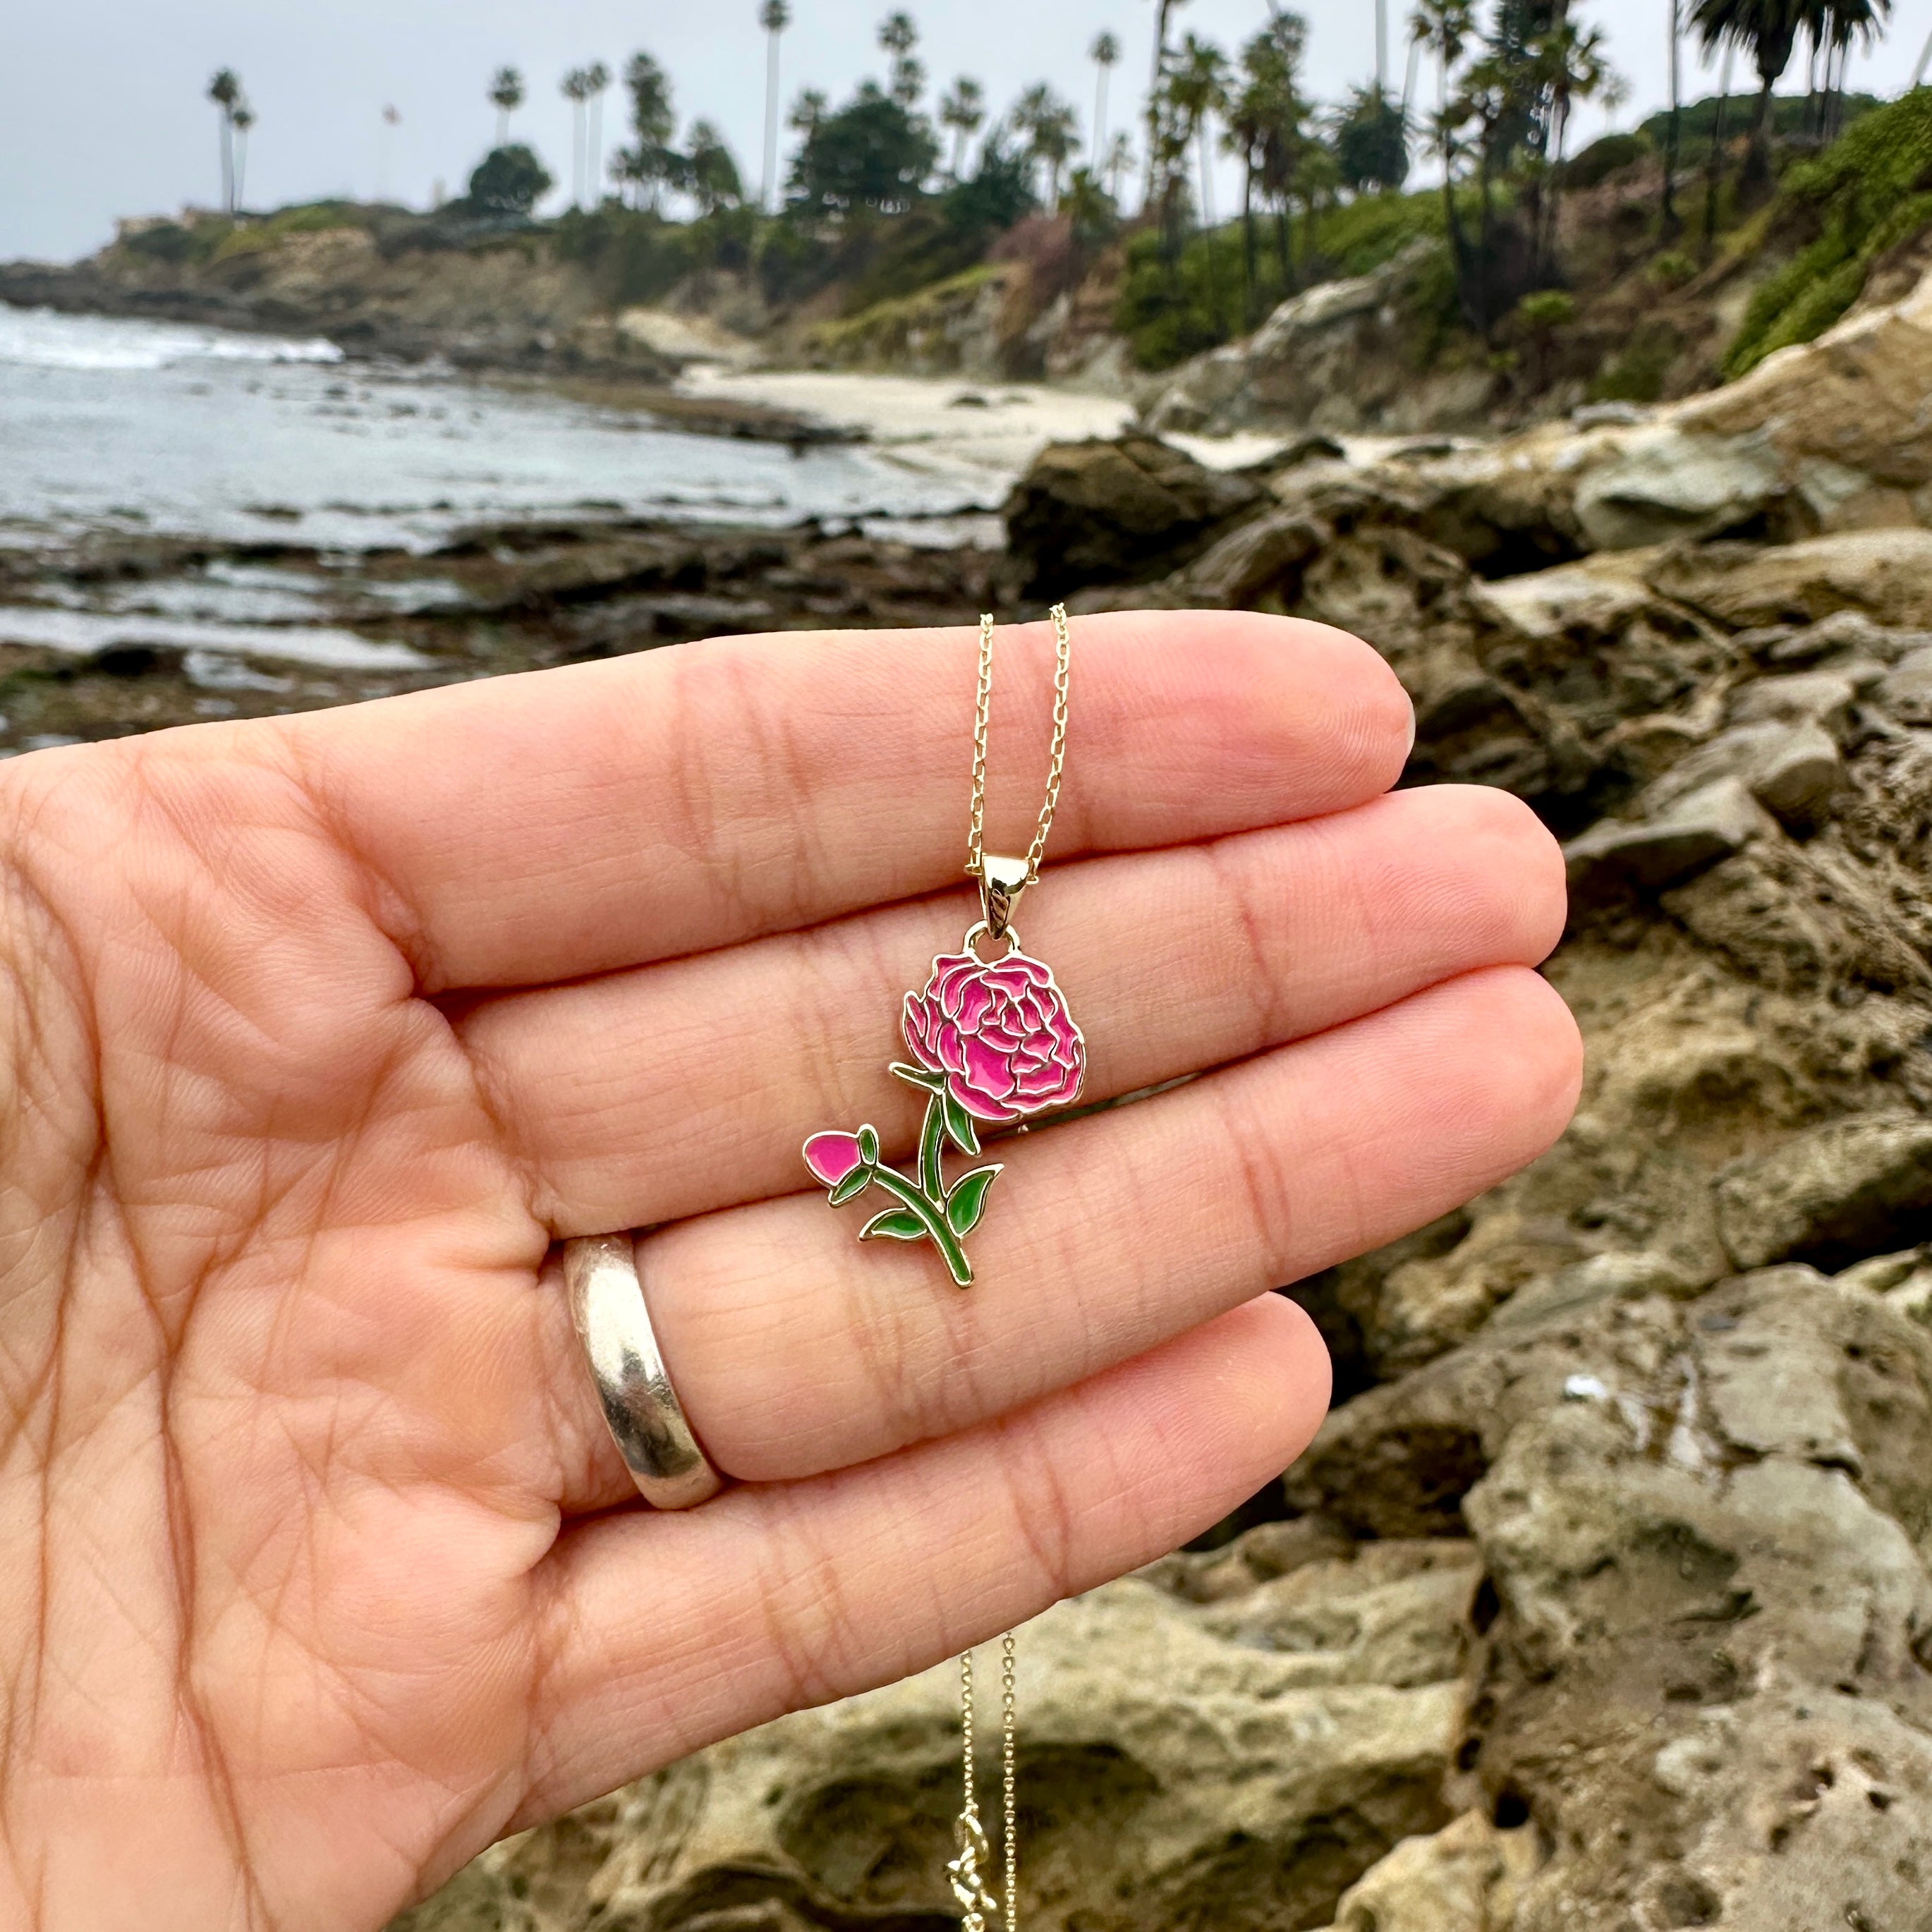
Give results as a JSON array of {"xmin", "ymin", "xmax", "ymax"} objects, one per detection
[{"xmin": 561, "ymin": 1232, "xmax": 726, "ymax": 1510}]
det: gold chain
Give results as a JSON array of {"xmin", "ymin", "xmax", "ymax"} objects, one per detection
[
  {"xmin": 949, "ymin": 1639, "xmax": 1019, "ymax": 1930},
  {"xmin": 966, "ymin": 604, "xmax": 1071, "ymax": 886}
]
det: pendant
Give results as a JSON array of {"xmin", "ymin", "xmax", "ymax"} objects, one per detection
[{"xmin": 803, "ymin": 869, "xmax": 1085, "ymax": 1287}]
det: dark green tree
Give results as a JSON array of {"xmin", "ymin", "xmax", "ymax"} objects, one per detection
[
  {"xmin": 1335, "ymin": 85, "xmax": 1411, "ymax": 192},
  {"xmin": 1225, "ymin": 13, "xmax": 1313, "ymax": 311},
  {"xmin": 787, "ymin": 83, "xmax": 939, "ymax": 214},
  {"xmin": 614, "ymin": 53, "xmax": 682, "ymax": 209},
  {"xmin": 468, "ymin": 143, "xmax": 552, "ymax": 217},
  {"xmin": 878, "ymin": 12, "xmax": 925, "ymax": 111},
  {"xmin": 687, "ymin": 121, "xmax": 744, "ymax": 214},
  {"xmin": 1013, "ymin": 83, "xmax": 1081, "ymax": 204},
  {"xmin": 939, "ymin": 77, "xmax": 987, "ymax": 178}
]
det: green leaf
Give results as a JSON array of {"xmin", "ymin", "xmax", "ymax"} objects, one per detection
[
  {"xmin": 942, "ymin": 1090, "xmax": 982, "ymax": 1158},
  {"xmin": 946, "ymin": 1165, "xmax": 1002, "ymax": 1239},
  {"xmin": 889, "ymin": 1062, "xmax": 947, "ymax": 1093},
  {"xmin": 856, "ymin": 1123, "xmax": 880, "ymax": 1165},
  {"xmin": 861, "ymin": 1209, "xmax": 929, "ymax": 1242},
  {"xmin": 828, "ymin": 1165, "xmax": 873, "ymax": 1207}
]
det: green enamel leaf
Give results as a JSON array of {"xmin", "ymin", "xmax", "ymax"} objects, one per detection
[
  {"xmin": 946, "ymin": 1165, "xmax": 1002, "ymax": 1239},
  {"xmin": 861, "ymin": 1209, "xmax": 929, "ymax": 1242},
  {"xmin": 942, "ymin": 1090, "xmax": 982, "ymax": 1158},
  {"xmin": 890, "ymin": 1062, "xmax": 947, "ymax": 1093},
  {"xmin": 856, "ymin": 1123, "xmax": 881, "ymax": 1165},
  {"xmin": 828, "ymin": 1165, "xmax": 873, "ymax": 1207}
]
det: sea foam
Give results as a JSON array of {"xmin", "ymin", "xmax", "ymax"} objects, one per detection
[{"xmin": 0, "ymin": 307, "xmax": 342, "ymax": 372}]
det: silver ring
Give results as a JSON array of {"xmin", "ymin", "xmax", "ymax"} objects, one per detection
[{"xmin": 561, "ymin": 1232, "xmax": 725, "ymax": 1510}]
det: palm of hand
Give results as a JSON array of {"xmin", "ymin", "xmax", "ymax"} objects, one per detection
[{"xmin": 0, "ymin": 615, "xmax": 1577, "ymax": 1927}]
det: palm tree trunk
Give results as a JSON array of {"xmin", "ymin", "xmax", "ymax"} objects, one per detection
[
  {"xmin": 1703, "ymin": 43, "xmax": 1734, "ymax": 258},
  {"xmin": 1914, "ymin": 22, "xmax": 1932, "ymax": 90},
  {"xmin": 1662, "ymin": 0, "xmax": 1682, "ymax": 237},
  {"xmin": 1748, "ymin": 73, "xmax": 1775, "ymax": 188},
  {"xmin": 762, "ymin": 28, "xmax": 782, "ymax": 211},
  {"xmin": 1094, "ymin": 64, "xmax": 1110, "ymax": 161},
  {"xmin": 235, "ymin": 126, "xmax": 248, "ymax": 210},
  {"xmin": 1276, "ymin": 202, "xmax": 1295, "ymax": 293},
  {"xmin": 219, "ymin": 114, "xmax": 234, "ymax": 214},
  {"xmin": 590, "ymin": 92, "xmax": 604, "ymax": 204},
  {"xmin": 1241, "ymin": 162, "xmax": 1257, "ymax": 327}
]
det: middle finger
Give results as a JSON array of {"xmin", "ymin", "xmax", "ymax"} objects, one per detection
[{"xmin": 459, "ymin": 784, "xmax": 1565, "ymax": 1234}]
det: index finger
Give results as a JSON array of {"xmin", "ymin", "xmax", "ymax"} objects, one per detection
[{"xmin": 277, "ymin": 610, "xmax": 1413, "ymax": 992}]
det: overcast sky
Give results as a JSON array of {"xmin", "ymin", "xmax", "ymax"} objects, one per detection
[{"xmin": 3, "ymin": 1, "xmax": 1927, "ymax": 263}]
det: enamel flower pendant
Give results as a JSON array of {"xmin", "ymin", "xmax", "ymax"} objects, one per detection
[{"xmin": 803, "ymin": 913, "xmax": 1086, "ymax": 1286}]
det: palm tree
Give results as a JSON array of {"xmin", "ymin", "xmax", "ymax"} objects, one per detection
[
  {"xmin": 1143, "ymin": 0, "xmax": 1193, "ymax": 205},
  {"xmin": 939, "ymin": 77, "xmax": 987, "ymax": 178},
  {"xmin": 688, "ymin": 121, "xmax": 744, "ymax": 214},
  {"xmin": 760, "ymin": 2, "xmax": 792, "ymax": 212},
  {"xmin": 1168, "ymin": 32, "xmax": 1229, "ymax": 231},
  {"xmin": 1014, "ymin": 83, "xmax": 1081, "ymax": 203},
  {"xmin": 1531, "ymin": 19, "xmax": 1622, "ymax": 271},
  {"xmin": 561, "ymin": 68, "xmax": 592, "ymax": 207},
  {"xmin": 879, "ymin": 12, "xmax": 924, "ymax": 110},
  {"xmin": 1377, "ymin": 0, "xmax": 1392, "ymax": 90},
  {"xmin": 1813, "ymin": 0, "xmax": 1891, "ymax": 138},
  {"xmin": 1102, "ymin": 130, "xmax": 1136, "ymax": 200},
  {"xmin": 1090, "ymin": 32, "xmax": 1122, "ymax": 164},
  {"xmin": 585, "ymin": 62, "xmax": 612, "ymax": 205},
  {"xmin": 232, "ymin": 102, "xmax": 255, "ymax": 211},
  {"xmin": 490, "ymin": 66, "xmax": 525, "ymax": 147},
  {"xmin": 207, "ymin": 70, "xmax": 242, "ymax": 214},
  {"xmin": 619, "ymin": 53, "xmax": 678, "ymax": 210},
  {"xmin": 1689, "ymin": 0, "xmax": 1810, "ymax": 188},
  {"xmin": 1225, "ymin": 14, "xmax": 1310, "ymax": 313}
]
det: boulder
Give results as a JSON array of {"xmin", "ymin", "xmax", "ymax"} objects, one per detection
[
  {"xmin": 1313, "ymin": 1811, "xmax": 1539, "ymax": 1932},
  {"xmin": 1878, "ymin": 642, "xmax": 1932, "ymax": 725},
  {"xmin": 1141, "ymin": 240, "xmax": 1499, "ymax": 439},
  {"xmin": 1572, "ymin": 424, "xmax": 1788, "ymax": 552},
  {"xmin": 1644, "ymin": 719, "xmax": 1845, "ymax": 830},
  {"xmin": 1002, "ymin": 432, "xmax": 1266, "ymax": 595},
  {"xmin": 1714, "ymin": 1117, "xmax": 1932, "ymax": 1271},
  {"xmin": 1562, "ymin": 776, "xmax": 1775, "ymax": 901}
]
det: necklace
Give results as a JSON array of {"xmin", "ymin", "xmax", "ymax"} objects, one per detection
[
  {"xmin": 802, "ymin": 604, "xmax": 1082, "ymax": 1930},
  {"xmin": 801, "ymin": 604, "xmax": 1085, "ymax": 1285}
]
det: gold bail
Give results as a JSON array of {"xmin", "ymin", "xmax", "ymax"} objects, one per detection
[{"xmin": 978, "ymin": 853, "xmax": 1032, "ymax": 943}]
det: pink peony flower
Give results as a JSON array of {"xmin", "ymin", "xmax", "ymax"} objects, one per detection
[
  {"xmin": 803, "ymin": 1131, "xmax": 866, "ymax": 1187},
  {"xmin": 903, "ymin": 949, "xmax": 1085, "ymax": 1126}
]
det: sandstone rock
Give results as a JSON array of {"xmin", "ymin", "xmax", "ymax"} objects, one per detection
[
  {"xmin": 1563, "ymin": 776, "xmax": 1775, "ymax": 901},
  {"xmin": 1725, "ymin": 667, "xmax": 1858, "ymax": 736},
  {"xmin": 1175, "ymin": 507, "xmax": 1323, "ymax": 607},
  {"xmin": 1644, "ymin": 718, "xmax": 1844, "ymax": 829},
  {"xmin": 1141, "ymin": 240, "xmax": 1497, "ymax": 439},
  {"xmin": 1714, "ymin": 1117, "xmax": 1932, "ymax": 1270},
  {"xmin": 1002, "ymin": 432, "xmax": 1265, "ymax": 595},
  {"xmin": 1878, "ymin": 642, "xmax": 1932, "ymax": 725},
  {"xmin": 392, "ymin": 1538, "xmax": 1474, "ymax": 1932},
  {"xmin": 1572, "ymin": 423, "xmax": 1788, "ymax": 552},
  {"xmin": 1314, "ymin": 1811, "xmax": 1541, "ymax": 1932},
  {"xmin": 1647, "ymin": 528, "xmax": 1932, "ymax": 633}
]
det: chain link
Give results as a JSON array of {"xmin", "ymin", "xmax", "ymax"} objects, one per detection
[
  {"xmin": 954, "ymin": 1636, "xmax": 1020, "ymax": 1930},
  {"xmin": 966, "ymin": 604, "xmax": 1071, "ymax": 886}
]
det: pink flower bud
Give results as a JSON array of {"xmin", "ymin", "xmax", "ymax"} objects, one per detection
[{"xmin": 803, "ymin": 1131, "xmax": 866, "ymax": 1188}]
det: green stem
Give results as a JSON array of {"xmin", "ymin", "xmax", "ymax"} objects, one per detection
[
  {"xmin": 867, "ymin": 1164, "xmax": 973, "ymax": 1287},
  {"xmin": 918, "ymin": 1089, "xmax": 947, "ymax": 1204}
]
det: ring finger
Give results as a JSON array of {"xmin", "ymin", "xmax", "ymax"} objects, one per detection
[{"xmin": 540, "ymin": 961, "xmax": 1581, "ymax": 1509}]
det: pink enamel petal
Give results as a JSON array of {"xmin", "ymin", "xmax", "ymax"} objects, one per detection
[
  {"xmin": 803, "ymin": 1131, "xmax": 865, "ymax": 1186},
  {"xmin": 952, "ymin": 1068, "xmax": 1019, "ymax": 1124}
]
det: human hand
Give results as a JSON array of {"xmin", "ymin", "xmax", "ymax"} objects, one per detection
[{"xmin": 0, "ymin": 612, "xmax": 1579, "ymax": 1927}]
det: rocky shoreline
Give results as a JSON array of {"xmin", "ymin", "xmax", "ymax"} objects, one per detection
[
  {"xmin": 382, "ymin": 274, "xmax": 1932, "ymax": 1932},
  {"xmin": 6, "ymin": 248, "xmax": 1931, "ymax": 1929}
]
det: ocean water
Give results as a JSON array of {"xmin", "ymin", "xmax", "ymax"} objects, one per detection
[{"xmin": 0, "ymin": 308, "xmax": 1009, "ymax": 552}]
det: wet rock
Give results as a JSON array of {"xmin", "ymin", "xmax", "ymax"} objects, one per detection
[
  {"xmin": 1002, "ymin": 432, "xmax": 1266, "ymax": 595},
  {"xmin": 1714, "ymin": 1117, "xmax": 1932, "ymax": 1271},
  {"xmin": 1563, "ymin": 777, "xmax": 1775, "ymax": 901}
]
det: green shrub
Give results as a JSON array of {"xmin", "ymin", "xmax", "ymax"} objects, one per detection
[
  {"xmin": 1589, "ymin": 320, "xmax": 1682, "ymax": 403},
  {"xmin": 1514, "ymin": 289, "xmax": 1576, "ymax": 332},
  {"xmin": 1560, "ymin": 132, "xmax": 1649, "ymax": 191},
  {"xmin": 1648, "ymin": 250, "xmax": 1696, "ymax": 288},
  {"xmin": 1114, "ymin": 189, "xmax": 1445, "ymax": 371},
  {"xmin": 1724, "ymin": 91, "xmax": 1932, "ymax": 378}
]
